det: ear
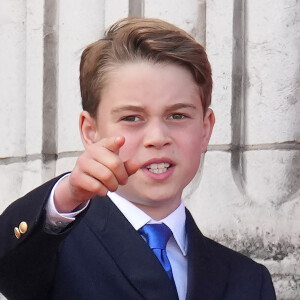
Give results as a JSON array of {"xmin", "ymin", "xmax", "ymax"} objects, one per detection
[
  {"xmin": 79, "ymin": 111, "xmax": 99, "ymax": 148},
  {"xmin": 201, "ymin": 108, "xmax": 215, "ymax": 153}
]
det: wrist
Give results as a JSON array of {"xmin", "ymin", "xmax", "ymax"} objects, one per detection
[{"xmin": 54, "ymin": 176, "xmax": 86, "ymax": 213}]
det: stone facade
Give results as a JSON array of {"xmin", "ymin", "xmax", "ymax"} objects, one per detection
[{"xmin": 0, "ymin": 0, "xmax": 299, "ymax": 299}]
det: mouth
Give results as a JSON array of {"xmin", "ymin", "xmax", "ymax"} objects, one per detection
[
  {"xmin": 146, "ymin": 162, "xmax": 171, "ymax": 174},
  {"xmin": 142, "ymin": 158, "xmax": 174, "ymax": 175},
  {"xmin": 141, "ymin": 158, "xmax": 175, "ymax": 181}
]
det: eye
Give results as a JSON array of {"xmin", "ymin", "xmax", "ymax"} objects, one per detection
[
  {"xmin": 170, "ymin": 113, "xmax": 188, "ymax": 120},
  {"xmin": 121, "ymin": 115, "xmax": 141, "ymax": 122}
]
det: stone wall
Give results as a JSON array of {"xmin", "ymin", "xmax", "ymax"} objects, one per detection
[{"xmin": 0, "ymin": 0, "xmax": 299, "ymax": 299}]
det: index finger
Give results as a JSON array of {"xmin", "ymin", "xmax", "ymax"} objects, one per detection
[{"xmin": 98, "ymin": 136, "xmax": 125, "ymax": 153}]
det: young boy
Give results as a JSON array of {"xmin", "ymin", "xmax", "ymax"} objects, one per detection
[{"xmin": 0, "ymin": 18, "xmax": 275, "ymax": 300}]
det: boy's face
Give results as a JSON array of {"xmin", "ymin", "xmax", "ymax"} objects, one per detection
[{"xmin": 92, "ymin": 61, "xmax": 214, "ymax": 218}]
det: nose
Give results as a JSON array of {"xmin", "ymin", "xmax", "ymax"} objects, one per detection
[{"xmin": 143, "ymin": 119, "xmax": 171, "ymax": 149}]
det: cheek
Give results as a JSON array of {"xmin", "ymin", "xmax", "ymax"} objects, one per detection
[
  {"xmin": 182, "ymin": 138, "xmax": 203, "ymax": 178},
  {"xmin": 177, "ymin": 131, "xmax": 203, "ymax": 173},
  {"xmin": 177, "ymin": 128, "xmax": 203, "ymax": 154}
]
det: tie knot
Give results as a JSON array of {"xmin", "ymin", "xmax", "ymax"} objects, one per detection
[{"xmin": 139, "ymin": 224, "xmax": 173, "ymax": 250}]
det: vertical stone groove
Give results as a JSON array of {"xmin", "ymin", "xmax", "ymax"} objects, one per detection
[
  {"xmin": 231, "ymin": 0, "xmax": 246, "ymax": 195},
  {"xmin": 42, "ymin": 0, "xmax": 58, "ymax": 179},
  {"xmin": 197, "ymin": 0, "xmax": 206, "ymax": 47},
  {"xmin": 129, "ymin": 0, "xmax": 144, "ymax": 17}
]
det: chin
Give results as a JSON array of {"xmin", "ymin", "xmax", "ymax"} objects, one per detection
[
  {"xmin": 136, "ymin": 192, "xmax": 181, "ymax": 207},
  {"xmin": 119, "ymin": 182, "xmax": 184, "ymax": 206}
]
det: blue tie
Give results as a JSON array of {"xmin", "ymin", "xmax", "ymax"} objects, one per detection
[{"xmin": 139, "ymin": 224, "xmax": 175, "ymax": 283}]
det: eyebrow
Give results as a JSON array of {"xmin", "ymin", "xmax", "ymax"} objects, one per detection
[
  {"xmin": 111, "ymin": 103, "xmax": 197, "ymax": 115},
  {"xmin": 165, "ymin": 103, "xmax": 197, "ymax": 111},
  {"xmin": 111, "ymin": 105, "xmax": 146, "ymax": 115}
]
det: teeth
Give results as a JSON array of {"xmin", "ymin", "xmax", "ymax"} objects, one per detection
[
  {"xmin": 152, "ymin": 168, "xmax": 167, "ymax": 174},
  {"xmin": 147, "ymin": 162, "xmax": 170, "ymax": 174},
  {"xmin": 147, "ymin": 163, "xmax": 170, "ymax": 169}
]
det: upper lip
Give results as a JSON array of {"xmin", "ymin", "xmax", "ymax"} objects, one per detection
[{"xmin": 142, "ymin": 158, "xmax": 174, "ymax": 168}]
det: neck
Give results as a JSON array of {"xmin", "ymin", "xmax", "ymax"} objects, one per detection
[{"xmin": 129, "ymin": 199, "xmax": 181, "ymax": 220}]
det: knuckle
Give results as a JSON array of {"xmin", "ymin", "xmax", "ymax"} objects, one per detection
[
  {"xmin": 109, "ymin": 187, "xmax": 117, "ymax": 192},
  {"xmin": 109, "ymin": 158, "xmax": 122, "ymax": 171},
  {"xmin": 101, "ymin": 170, "xmax": 114, "ymax": 182},
  {"xmin": 76, "ymin": 156, "xmax": 87, "ymax": 169},
  {"xmin": 97, "ymin": 185, "xmax": 108, "ymax": 196},
  {"xmin": 90, "ymin": 180, "xmax": 101, "ymax": 194},
  {"xmin": 108, "ymin": 182, "xmax": 118, "ymax": 192},
  {"xmin": 119, "ymin": 175, "xmax": 128, "ymax": 185}
]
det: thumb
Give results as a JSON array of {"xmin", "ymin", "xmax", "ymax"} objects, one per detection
[{"xmin": 124, "ymin": 160, "xmax": 140, "ymax": 176}]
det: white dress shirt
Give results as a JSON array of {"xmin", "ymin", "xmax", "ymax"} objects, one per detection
[
  {"xmin": 45, "ymin": 174, "xmax": 89, "ymax": 230},
  {"xmin": 108, "ymin": 192, "xmax": 188, "ymax": 300},
  {"xmin": 45, "ymin": 180, "xmax": 187, "ymax": 299}
]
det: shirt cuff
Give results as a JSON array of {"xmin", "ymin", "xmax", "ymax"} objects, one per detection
[{"xmin": 45, "ymin": 173, "xmax": 89, "ymax": 232}]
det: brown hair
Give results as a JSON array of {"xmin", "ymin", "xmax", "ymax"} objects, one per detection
[{"xmin": 80, "ymin": 17, "xmax": 212, "ymax": 117}]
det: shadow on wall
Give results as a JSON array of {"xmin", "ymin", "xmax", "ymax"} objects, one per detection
[{"xmin": 230, "ymin": 0, "xmax": 300, "ymax": 207}]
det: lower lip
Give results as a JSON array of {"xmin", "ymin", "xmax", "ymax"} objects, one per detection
[{"xmin": 141, "ymin": 166, "xmax": 175, "ymax": 181}]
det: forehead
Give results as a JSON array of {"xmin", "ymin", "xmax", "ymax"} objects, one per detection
[{"xmin": 99, "ymin": 61, "xmax": 201, "ymax": 107}]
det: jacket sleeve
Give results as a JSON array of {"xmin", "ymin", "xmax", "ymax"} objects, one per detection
[{"xmin": 0, "ymin": 175, "xmax": 84, "ymax": 300}]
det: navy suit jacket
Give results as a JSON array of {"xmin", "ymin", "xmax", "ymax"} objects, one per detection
[{"xmin": 0, "ymin": 176, "xmax": 276, "ymax": 300}]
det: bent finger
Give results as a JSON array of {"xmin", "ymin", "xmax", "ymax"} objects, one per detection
[
  {"xmin": 124, "ymin": 160, "xmax": 141, "ymax": 176},
  {"xmin": 82, "ymin": 160, "xmax": 120, "ymax": 192}
]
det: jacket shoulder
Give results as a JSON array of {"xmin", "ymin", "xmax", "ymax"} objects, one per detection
[{"xmin": 203, "ymin": 236, "xmax": 276, "ymax": 299}]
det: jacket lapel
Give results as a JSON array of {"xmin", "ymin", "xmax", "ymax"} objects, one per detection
[
  {"xmin": 84, "ymin": 196, "xmax": 178, "ymax": 300},
  {"xmin": 185, "ymin": 209, "xmax": 229, "ymax": 300}
]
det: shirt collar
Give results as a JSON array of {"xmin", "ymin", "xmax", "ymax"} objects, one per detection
[{"xmin": 108, "ymin": 191, "xmax": 187, "ymax": 256}]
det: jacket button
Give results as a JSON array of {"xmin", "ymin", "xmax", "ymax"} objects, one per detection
[
  {"xmin": 19, "ymin": 221, "xmax": 28, "ymax": 234},
  {"xmin": 14, "ymin": 227, "xmax": 21, "ymax": 239}
]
